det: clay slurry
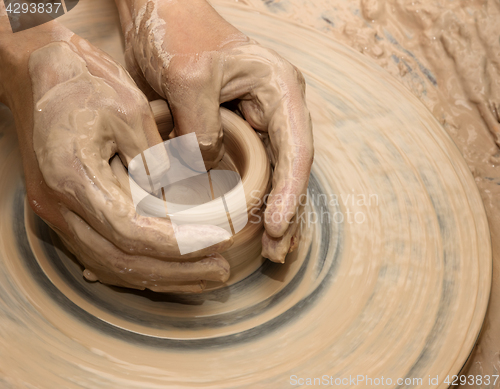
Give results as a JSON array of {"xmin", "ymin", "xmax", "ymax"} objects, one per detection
[{"xmin": 3, "ymin": 0, "xmax": 78, "ymax": 32}]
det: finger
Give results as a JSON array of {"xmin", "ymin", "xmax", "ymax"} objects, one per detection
[
  {"xmin": 288, "ymin": 203, "xmax": 305, "ymax": 253},
  {"xmin": 261, "ymin": 205, "xmax": 302, "ymax": 263},
  {"xmin": 105, "ymin": 91, "xmax": 170, "ymax": 176},
  {"xmin": 165, "ymin": 56, "xmax": 225, "ymax": 170},
  {"xmin": 109, "ymin": 154, "xmax": 234, "ymax": 258},
  {"xmin": 58, "ymin": 231, "xmax": 144, "ymax": 290},
  {"xmin": 62, "ymin": 209, "xmax": 230, "ymax": 292},
  {"xmin": 149, "ymin": 99, "xmax": 174, "ymax": 139},
  {"xmin": 240, "ymin": 67, "xmax": 314, "ymax": 238}
]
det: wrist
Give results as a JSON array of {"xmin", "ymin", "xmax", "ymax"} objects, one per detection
[{"xmin": 0, "ymin": 21, "xmax": 72, "ymax": 106}]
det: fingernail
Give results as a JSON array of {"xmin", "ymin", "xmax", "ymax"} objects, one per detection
[
  {"xmin": 83, "ymin": 269, "xmax": 98, "ymax": 282},
  {"xmin": 203, "ymin": 253, "xmax": 230, "ymax": 282},
  {"xmin": 198, "ymin": 135, "xmax": 217, "ymax": 150}
]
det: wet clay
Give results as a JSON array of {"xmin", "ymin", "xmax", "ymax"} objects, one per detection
[{"xmin": 0, "ymin": 1, "xmax": 490, "ymax": 387}]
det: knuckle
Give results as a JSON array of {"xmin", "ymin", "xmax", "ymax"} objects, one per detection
[
  {"xmin": 266, "ymin": 52, "xmax": 305, "ymax": 92},
  {"xmin": 168, "ymin": 55, "xmax": 218, "ymax": 91}
]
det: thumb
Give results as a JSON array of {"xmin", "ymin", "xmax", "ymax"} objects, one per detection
[{"xmin": 109, "ymin": 102, "xmax": 170, "ymax": 195}]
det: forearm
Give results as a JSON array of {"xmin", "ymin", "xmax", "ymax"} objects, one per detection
[{"xmin": 114, "ymin": 0, "xmax": 245, "ymax": 55}]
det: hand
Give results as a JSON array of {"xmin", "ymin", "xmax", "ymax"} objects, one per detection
[
  {"xmin": 0, "ymin": 23, "xmax": 232, "ymax": 293},
  {"xmin": 116, "ymin": 0, "xmax": 314, "ymax": 263}
]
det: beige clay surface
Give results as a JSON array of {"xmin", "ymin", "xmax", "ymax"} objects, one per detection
[{"xmin": 0, "ymin": 0, "xmax": 493, "ymax": 388}]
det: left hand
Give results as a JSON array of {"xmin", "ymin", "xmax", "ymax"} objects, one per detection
[
  {"xmin": 0, "ymin": 18, "xmax": 233, "ymax": 293},
  {"xmin": 115, "ymin": 0, "xmax": 314, "ymax": 262}
]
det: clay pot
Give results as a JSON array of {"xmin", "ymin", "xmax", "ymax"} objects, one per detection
[{"xmin": 113, "ymin": 100, "xmax": 271, "ymax": 271}]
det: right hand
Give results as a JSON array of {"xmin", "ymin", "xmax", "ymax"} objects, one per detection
[
  {"xmin": 115, "ymin": 0, "xmax": 314, "ymax": 263},
  {"xmin": 1, "ymin": 28, "xmax": 233, "ymax": 293}
]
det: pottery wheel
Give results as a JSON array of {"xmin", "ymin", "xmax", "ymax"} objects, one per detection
[{"xmin": 0, "ymin": 2, "xmax": 491, "ymax": 388}]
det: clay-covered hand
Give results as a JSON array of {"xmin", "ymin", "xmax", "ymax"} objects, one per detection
[
  {"xmin": 116, "ymin": 0, "xmax": 314, "ymax": 263},
  {"xmin": 0, "ymin": 27, "xmax": 232, "ymax": 293}
]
